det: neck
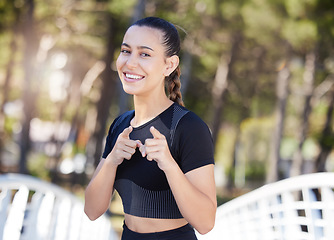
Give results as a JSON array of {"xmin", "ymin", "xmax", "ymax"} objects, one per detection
[{"xmin": 132, "ymin": 95, "xmax": 173, "ymax": 127}]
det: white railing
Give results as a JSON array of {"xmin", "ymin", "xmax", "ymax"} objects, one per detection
[
  {"xmin": 0, "ymin": 173, "xmax": 118, "ymax": 240},
  {"xmin": 198, "ymin": 172, "xmax": 334, "ymax": 240}
]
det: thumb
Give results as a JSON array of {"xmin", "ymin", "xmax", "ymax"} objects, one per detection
[
  {"xmin": 121, "ymin": 126, "xmax": 133, "ymax": 139},
  {"xmin": 150, "ymin": 126, "xmax": 164, "ymax": 139}
]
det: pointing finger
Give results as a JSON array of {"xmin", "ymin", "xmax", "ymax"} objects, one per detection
[
  {"xmin": 120, "ymin": 126, "xmax": 133, "ymax": 139},
  {"xmin": 150, "ymin": 126, "xmax": 164, "ymax": 139}
]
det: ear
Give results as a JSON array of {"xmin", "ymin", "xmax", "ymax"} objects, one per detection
[{"xmin": 164, "ymin": 55, "xmax": 179, "ymax": 77}]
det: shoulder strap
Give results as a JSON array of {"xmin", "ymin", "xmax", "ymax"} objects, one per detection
[
  {"xmin": 110, "ymin": 110, "xmax": 135, "ymax": 135},
  {"xmin": 170, "ymin": 104, "xmax": 189, "ymax": 147}
]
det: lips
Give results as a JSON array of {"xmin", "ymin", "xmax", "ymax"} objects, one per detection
[{"xmin": 123, "ymin": 72, "xmax": 145, "ymax": 82}]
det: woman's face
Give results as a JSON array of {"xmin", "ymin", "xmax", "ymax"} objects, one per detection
[{"xmin": 116, "ymin": 26, "xmax": 175, "ymax": 97}]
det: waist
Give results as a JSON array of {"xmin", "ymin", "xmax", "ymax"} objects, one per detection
[
  {"xmin": 122, "ymin": 219, "xmax": 197, "ymax": 240},
  {"xmin": 124, "ymin": 214, "xmax": 188, "ymax": 233}
]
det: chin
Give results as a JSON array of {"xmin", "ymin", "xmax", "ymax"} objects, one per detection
[{"xmin": 121, "ymin": 85, "xmax": 139, "ymax": 96}]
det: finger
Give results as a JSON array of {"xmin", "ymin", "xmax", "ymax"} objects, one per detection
[
  {"xmin": 136, "ymin": 140, "xmax": 146, "ymax": 157},
  {"xmin": 146, "ymin": 152, "xmax": 158, "ymax": 162},
  {"xmin": 139, "ymin": 145, "xmax": 146, "ymax": 157},
  {"xmin": 144, "ymin": 138, "xmax": 156, "ymax": 147},
  {"xmin": 136, "ymin": 140, "xmax": 143, "ymax": 148},
  {"xmin": 123, "ymin": 152, "xmax": 133, "ymax": 160},
  {"xmin": 120, "ymin": 126, "xmax": 133, "ymax": 139},
  {"xmin": 145, "ymin": 145, "xmax": 160, "ymax": 155},
  {"xmin": 124, "ymin": 139, "xmax": 137, "ymax": 148},
  {"xmin": 150, "ymin": 126, "xmax": 164, "ymax": 139},
  {"xmin": 114, "ymin": 148, "xmax": 132, "ymax": 160},
  {"xmin": 146, "ymin": 153, "xmax": 153, "ymax": 161},
  {"xmin": 122, "ymin": 144, "xmax": 136, "ymax": 155}
]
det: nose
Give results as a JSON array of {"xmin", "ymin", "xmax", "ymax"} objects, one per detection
[{"xmin": 126, "ymin": 54, "xmax": 138, "ymax": 69}]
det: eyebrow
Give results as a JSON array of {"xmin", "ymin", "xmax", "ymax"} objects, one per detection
[{"xmin": 121, "ymin": 43, "xmax": 154, "ymax": 51}]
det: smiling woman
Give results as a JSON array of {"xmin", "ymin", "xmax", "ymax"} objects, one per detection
[
  {"xmin": 84, "ymin": 17, "xmax": 216, "ymax": 240},
  {"xmin": 116, "ymin": 24, "xmax": 179, "ymax": 101}
]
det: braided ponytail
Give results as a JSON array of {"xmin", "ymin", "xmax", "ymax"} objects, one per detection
[{"xmin": 166, "ymin": 66, "xmax": 184, "ymax": 107}]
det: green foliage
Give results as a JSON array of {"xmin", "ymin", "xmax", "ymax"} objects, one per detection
[
  {"xmin": 220, "ymin": 2, "xmax": 240, "ymax": 21},
  {"xmin": 245, "ymin": 160, "xmax": 266, "ymax": 181},
  {"xmin": 27, "ymin": 153, "xmax": 50, "ymax": 181},
  {"xmin": 107, "ymin": 0, "xmax": 137, "ymax": 16},
  {"xmin": 284, "ymin": 0, "xmax": 317, "ymax": 19},
  {"xmin": 241, "ymin": 0, "xmax": 281, "ymax": 44},
  {"xmin": 240, "ymin": 117, "xmax": 274, "ymax": 162},
  {"xmin": 214, "ymin": 126, "xmax": 237, "ymax": 168},
  {"xmin": 281, "ymin": 19, "xmax": 317, "ymax": 50}
]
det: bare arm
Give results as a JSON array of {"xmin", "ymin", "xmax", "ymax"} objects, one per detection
[
  {"xmin": 165, "ymin": 164, "xmax": 216, "ymax": 234},
  {"xmin": 84, "ymin": 126, "xmax": 138, "ymax": 220},
  {"xmin": 143, "ymin": 126, "xmax": 217, "ymax": 234},
  {"xmin": 84, "ymin": 158, "xmax": 117, "ymax": 220}
]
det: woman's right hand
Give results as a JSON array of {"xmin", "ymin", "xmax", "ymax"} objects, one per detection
[{"xmin": 107, "ymin": 126, "xmax": 141, "ymax": 166}]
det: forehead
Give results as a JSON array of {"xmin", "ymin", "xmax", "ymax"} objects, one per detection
[{"xmin": 123, "ymin": 26, "xmax": 164, "ymax": 49}]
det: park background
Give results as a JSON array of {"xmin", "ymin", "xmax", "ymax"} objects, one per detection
[{"xmin": 0, "ymin": 0, "xmax": 333, "ymax": 234}]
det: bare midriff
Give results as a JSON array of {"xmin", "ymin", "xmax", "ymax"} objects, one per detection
[{"xmin": 124, "ymin": 214, "xmax": 188, "ymax": 233}]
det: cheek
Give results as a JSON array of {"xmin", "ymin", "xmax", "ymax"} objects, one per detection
[
  {"xmin": 116, "ymin": 56, "xmax": 125, "ymax": 72},
  {"xmin": 143, "ymin": 60, "xmax": 166, "ymax": 76}
]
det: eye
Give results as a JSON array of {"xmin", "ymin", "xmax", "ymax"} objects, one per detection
[
  {"xmin": 121, "ymin": 49, "xmax": 130, "ymax": 54},
  {"xmin": 140, "ymin": 53, "xmax": 151, "ymax": 57}
]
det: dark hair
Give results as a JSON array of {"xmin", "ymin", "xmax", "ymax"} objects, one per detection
[{"xmin": 131, "ymin": 17, "xmax": 184, "ymax": 107}]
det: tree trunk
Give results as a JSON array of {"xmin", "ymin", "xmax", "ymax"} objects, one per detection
[
  {"xmin": 19, "ymin": 0, "xmax": 38, "ymax": 174},
  {"xmin": 0, "ymin": 31, "xmax": 19, "ymax": 172},
  {"xmin": 86, "ymin": 14, "xmax": 119, "ymax": 168},
  {"xmin": 267, "ymin": 65, "xmax": 290, "ymax": 183},
  {"xmin": 227, "ymin": 47, "xmax": 265, "ymax": 189},
  {"xmin": 290, "ymin": 50, "xmax": 316, "ymax": 177},
  {"xmin": 315, "ymin": 83, "xmax": 334, "ymax": 172},
  {"xmin": 211, "ymin": 33, "xmax": 242, "ymax": 145}
]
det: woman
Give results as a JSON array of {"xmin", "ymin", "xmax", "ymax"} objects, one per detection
[{"xmin": 84, "ymin": 17, "xmax": 216, "ymax": 240}]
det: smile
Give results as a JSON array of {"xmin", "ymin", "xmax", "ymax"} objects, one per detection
[{"xmin": 124, "ymin": 72, "xmax": 145, "ymax": 82}]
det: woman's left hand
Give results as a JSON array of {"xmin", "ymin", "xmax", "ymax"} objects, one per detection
[{"xmin": 139, "ymin": 126, "xmax": 177, "ymax": 171}]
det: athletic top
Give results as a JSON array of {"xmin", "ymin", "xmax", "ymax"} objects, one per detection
[{"xmin": 102, "ymin": 103, "xmax": 214, "ymax": 219}]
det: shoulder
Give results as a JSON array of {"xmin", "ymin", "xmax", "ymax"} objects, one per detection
[
  {"xmin": 172, "ymin": 107, "xmax": 214, "ymax": 173},
  {"xmin": 177, "ymin": 109, "xmax": 211, "ymax": 135},
  {"xmin": 108, "ymin": 110, "xmax": 135, "ymax": 136},
  {"xmin": 173, "ymin": 107, "xmax": 213, "ymax": 145}
]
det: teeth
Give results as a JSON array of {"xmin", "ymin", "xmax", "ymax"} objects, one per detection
[{"xmin": 126, "ymin": 73, "xmax": 143, "ymax": 79}]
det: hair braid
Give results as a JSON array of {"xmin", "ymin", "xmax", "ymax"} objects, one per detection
[{"xmin": 166, "ymin": 66, "xmax": 184, "ymax": 107}]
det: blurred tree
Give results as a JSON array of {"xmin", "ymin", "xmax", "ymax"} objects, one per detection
[
  {"xmin": 233, "ymin": 0, "xmax": 288, "ymax": 183},
  {"xmin": 315, "ymin": 82, "xmax": 334, "ymax": 172},
  {"xmin": 282, "ymin": 0, "xmax": 319, "ymax": 177},
  {"xmin": 211, "ymin": 32, "xmax": 242, "ymax": 145},
  {"xmin": 290, "ymin": 49, "xmax": 317, "ymax": 177},
  {"xmin": 267, "ymin": 63, "xmax": 291, "ymax": 183},
  {"xmin": 312, "ymin": 0, "xmax": 334, "ymax": 173},
  {"xmin": 88, "ymin": 13, "xmax": 120, "ymax": 168},
  {"xmin": 20, "ymin": 0, "xmax": 39, "ymax": 174},
  {"xmin": 87, "ymin": 0, "xmax": 138, "ymax": 168},
  {"xmin": 0, "ymin": 0, "xmax": 22, "ymax": 172}
]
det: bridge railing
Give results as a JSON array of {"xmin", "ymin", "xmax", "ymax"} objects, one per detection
[
  {"xmin": 197, "ymin": 172, "xmax": 334, "ymax": 240},
  {"xmin": 0, "ymin": 173, "xmax": 118, "ymax": 240}
]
